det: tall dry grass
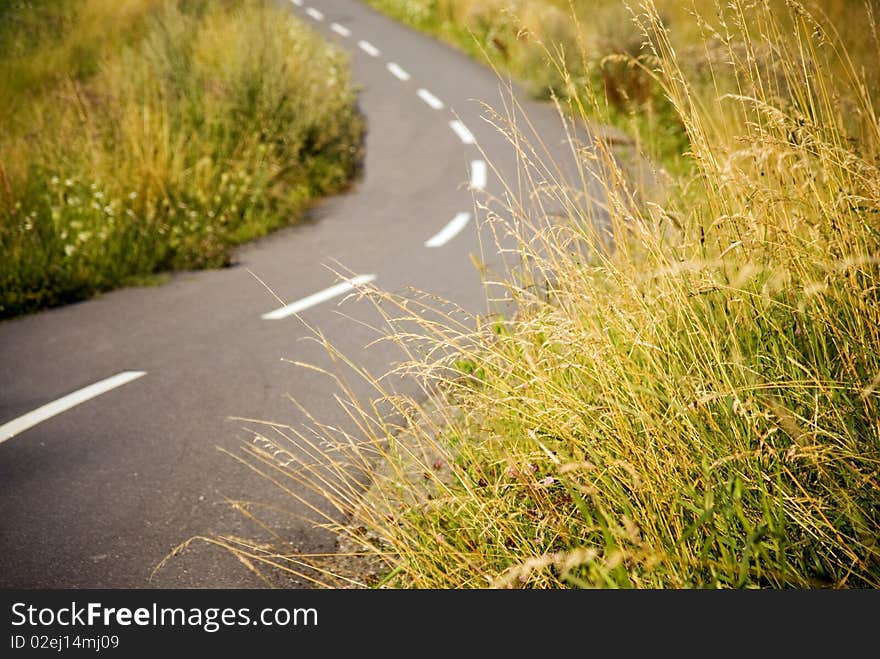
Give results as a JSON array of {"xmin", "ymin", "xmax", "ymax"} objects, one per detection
[{"xmin": 227, "ymin": 0, "xmax": 879, "ymax": 588}]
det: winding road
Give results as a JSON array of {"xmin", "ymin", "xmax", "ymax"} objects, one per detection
[{"xmin": 0, "ymin": 0, "xmax": 599, "ymax": 587}]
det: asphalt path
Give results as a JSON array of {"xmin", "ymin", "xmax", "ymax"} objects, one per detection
[{"xmin": 0, "ymin": 0, "xmax": 602, "ymax": 587}]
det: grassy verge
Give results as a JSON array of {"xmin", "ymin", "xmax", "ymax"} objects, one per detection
[
  {"xmin": 0, "ymin": 0, "xmax": 363, "ymax": 318},
  {"xmin": 230, "ymin": 0, "xmax": 879, "ymax": 588}
]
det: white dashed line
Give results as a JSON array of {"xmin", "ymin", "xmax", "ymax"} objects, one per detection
[
  {"xmin": 305, "ymin": 7, "xmax": 324, "ymax": 21},
  {"xmin": 425, "ymin": 212, "xmax": 471, "ymax": 248},
  {"xmin": 449, "ymin": 120, "xmax": 475, "ymax": 144},
  {"xmin": 330, "ymin": 22, "xmax": 351, "ymax": 38},
  {"xmin": 417, "ymin": 88, "xmax": 445, "ymax": 110},
  {"xmin": 470, "ymin": 159, "xmax": 487, "ymax": 190},
  {"xmin": 358, "ymin": 40, "xmax": 381, "ymax": 57},
  {"xmin": 290, "ymin": 0, "xmax": 303, "ymax": 6},
  {"xmin": 261, "ymin": 275, "xmax": 377, "ymax": 320},
  {"xmin": 386, "ymin": 62, "xmax": 411, "ymax": 81},
  {"xmin": 0, "ymin": 371, "xmax": 147, "ymax": 444}
]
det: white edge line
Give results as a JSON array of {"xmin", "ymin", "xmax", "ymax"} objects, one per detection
[
  {"xmin": 330, "ymin": 22, "xmax": 351, "ymax": 38},
  {"xmin": 450, "ymin": 120, "xmax": 475, "ymax": 144},
  {"xmin": 470, "ymin": 159, "xmax": 487, "ymax": 190},
  {"xmin": 305, "ymin": 7, "xmax": 324, "ymax": 21},
  {"xmin": 386, "ymin": 62, "xmax": 411, "ymax": 81},
  {"xmin": 262, "ymin": 274, "xmax": 377, "ymax": 320},
  {"xmin": 358, "ymin": 40, "xmax": 380, "ymax": 57},
  {"xmin": 425, "ymin": 212, "xmax": 471, "ymax": 248},
  {"xmin": 417, "ymin": 88, "xmax": 445, "ymax": 110},
  {"xmin": 0, "ymin": 371, "xmax": 147, "ymax": 444}
]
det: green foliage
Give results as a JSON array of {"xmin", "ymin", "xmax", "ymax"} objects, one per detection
[{"xmin": 0, "ymin": 0, "xmax": 363, "ymax": 318}]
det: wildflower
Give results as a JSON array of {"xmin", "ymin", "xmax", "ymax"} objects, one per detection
[{"xmin": 64, "ymin": 244, "xmax": 76, "ymax": 257}]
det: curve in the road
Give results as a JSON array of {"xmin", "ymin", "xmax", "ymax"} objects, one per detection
[
  {"xmin": 0, "ymin": 0, "xmax": 490, "ymax": 444},
  {"xmin": 262, "ymin": 1, "xmax": 489, "ymax": 313}
]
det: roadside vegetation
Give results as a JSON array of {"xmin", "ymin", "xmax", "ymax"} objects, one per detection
[
  {"xmin": 229, "ymin": 0, "xmax": 880, "ymax": 588},
  {"xmin": 0, "ymin": 0, "xmax": 363, "ymax": 319}
]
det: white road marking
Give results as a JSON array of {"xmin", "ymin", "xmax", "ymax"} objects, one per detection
[
  {"xmin": 0, "ymin": 371, "xmax": 147, "ymax": 444},
  {"xmin": 290, "ymin": 0, "xmax": 303, "ymax": 6},
  {"xmin": 358, "ymin": 40, "xmax": 381, "ymax": 57},
  {"xmin": 450, "ymin": 120, "xmax": 475, "ymax": 144},
  {"xmin": 386, "ymin": 62, "xmax": 411, "ymax": 81},
  {"xmin": 470, "ymin": 159, "xmax": 487, "ymax": 190},
  {"xmin": 417, "ymin": 88, "xmax": 445, "ymax": 110},
  {"xmin": 330, "ymin": 22, "xmax": 351, "ymax": 38},
  {"xmin": 305, "ymin": 7, "xmax": 324, "ymax": 21},
  {"xmin": 262, "ymin": 275, "xmax": 377, "ymax": 320},
  {"xmin": 425, "ymin": 212, "xmax": 471, "ymax": 248}
]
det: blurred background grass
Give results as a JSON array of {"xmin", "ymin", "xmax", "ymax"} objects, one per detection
[{"xmin": 0, "ymin": 0, "xmax": 363, "ymax": 318}]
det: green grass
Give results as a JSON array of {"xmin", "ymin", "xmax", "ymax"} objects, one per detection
[
  {"xmin": 0, "ymin": 0, "xmax": 363, "ymax": 318},
  {"xmin": 225, "ymin": 0, "xmax": 880, "ymax": 589}
]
